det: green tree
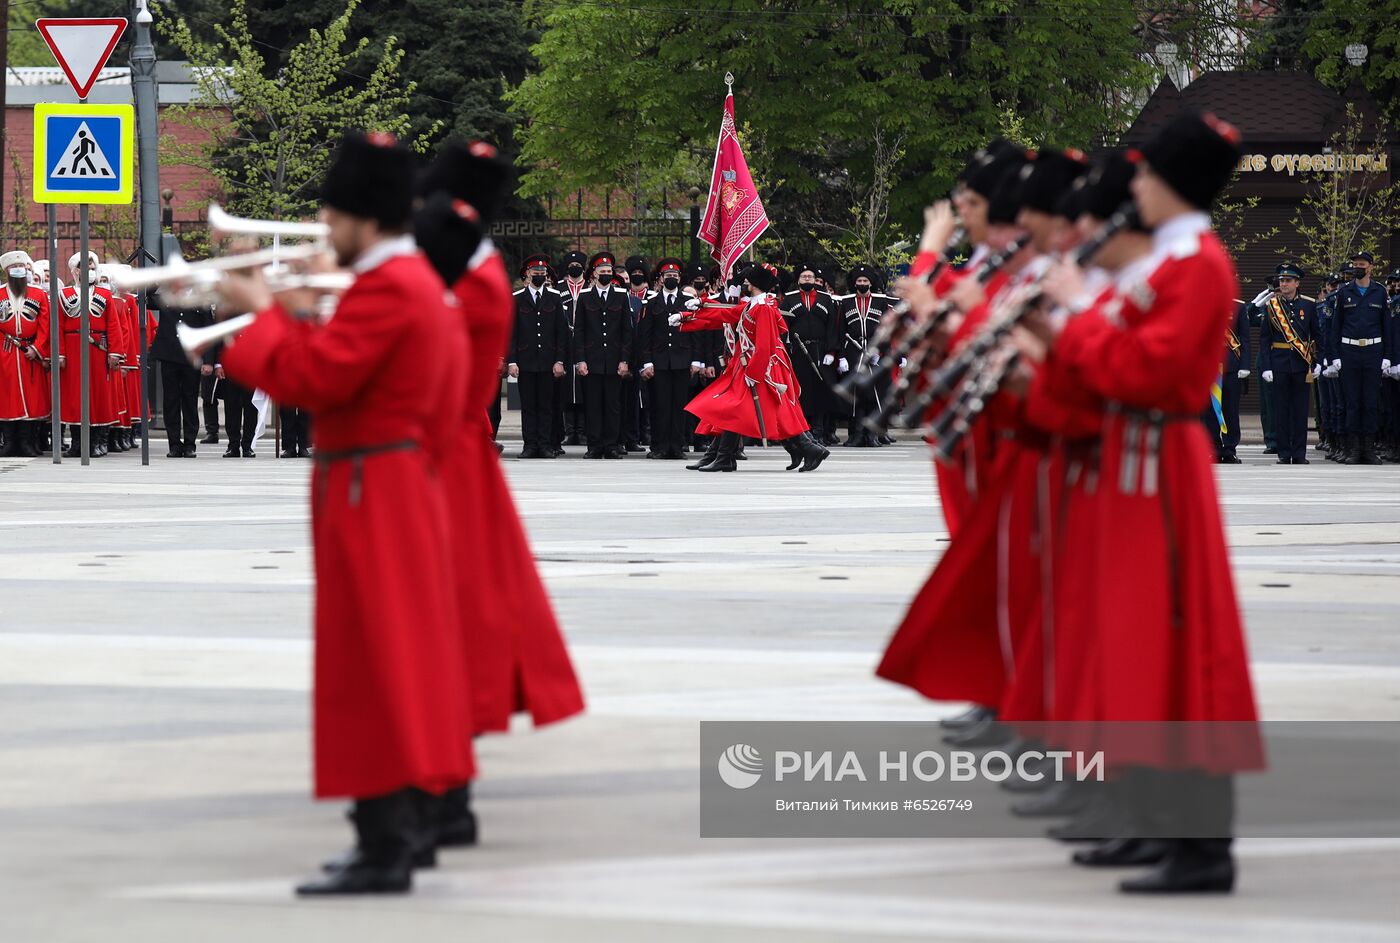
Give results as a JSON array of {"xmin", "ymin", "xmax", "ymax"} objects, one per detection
[
  {"xmin": 508, "ymin": 0, "xmax": 1155, "ymax": 246},
  {"xmin": 1287, "ymin": 105, "xmax": 1400, "ymax": 276},
  {"xmin": 1302, "ymin": 0, "xmax": 1400, "ymax": 122},
  {"xmin": 158, "ymin": 0, "xmax": 431, "ymax": 222}
]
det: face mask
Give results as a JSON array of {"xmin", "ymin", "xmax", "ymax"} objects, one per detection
[
  {"xmin": 530, "ymin": 273, "xmax": 546, "ymax": 287},
  {"xmin": 630, "ymin": 273, "xmax": 647, "ymax": 287},
  {"xmin": 799, "ymin": 282, "xmax": 816, "ymax": 291},
  {"xmin": 1353, "ymin": 266, "xmax": 1366, "ymax": 279},
  {"xmin": 596, "ymin": 274, "xmax": 612, "ymax": 287},
  {"xmin": 7, "ymin": 266, "xmax": 27, "ymax": 280},
  {"xmin": 662, "ymin": 276, "xmax": 679, "ymax": 290},
  {"xmin": 855, "ymin": 283, "xmax": 870, "ymax": 294},
  {"xmin": 693, "ymin": 280, "xmax": 708, "ymax": 293},
  {"xmin": 567, "ymin": 263, "xmax": 583, "ymax": 277}
]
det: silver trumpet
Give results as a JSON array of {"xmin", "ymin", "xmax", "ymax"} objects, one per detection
[
  {"xmin": 208, "ymin": 202, "xmax": 330, "ymax": 239},
  {"xmin": 174, "ymin": 272, "xmax": 351, "ymax": 365}
]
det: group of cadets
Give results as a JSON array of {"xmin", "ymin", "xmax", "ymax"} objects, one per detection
[
  {"xmin": 877, "ymin": 112, "xmax": 1260, "ymax": 895},
  {"xmin": 0, "ymin": 249, "xmax": 153, "ymax": 458},
  {"xmin": 506, "ymin": 250, "xmax": 906, "ymax": 458},
  {"xmin": 1209, "ymin": 255, "xmax": 1400, "ymax": 464}
]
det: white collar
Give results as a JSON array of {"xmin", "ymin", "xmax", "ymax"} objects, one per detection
[
  {"xmin": 1115, "ymin": 252, "xmax": 1159, "ymax": 288},
  {"xmin": 351, "ymin": 234, "xmax": 417, "ymax": 274},
  {"xmin": 1151, "ymin": 212, "xmax": 1210, "ymax": 254},
  {"xmin": 467, "ymin": 237, "xmax": 495, "ymax": 274}
]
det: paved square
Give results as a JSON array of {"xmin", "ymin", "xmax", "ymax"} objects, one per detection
[{"xmin": 2, "ymin": 439, "xmax": 1397, "ymax": 941}]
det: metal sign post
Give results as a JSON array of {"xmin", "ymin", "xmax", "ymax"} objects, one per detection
[
  {"xmin": 79, "ymin": 204, "xmax": 91, "ymax": 466},
  {"xmin": 125, "ymin": 245, "xmax": 157, "ymax": 466},
  {"xmin": 48, "ymin": 206, "xmax": 61, "ymax": 464}
]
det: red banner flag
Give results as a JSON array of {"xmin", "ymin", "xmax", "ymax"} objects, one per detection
[{"xmin": 698, "ymin": 87, "xmax": 771, "ymax": 280}]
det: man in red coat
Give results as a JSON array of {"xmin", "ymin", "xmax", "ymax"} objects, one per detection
[
  {"xmin": 0, "ymin": 250, "xmax": 51, "ymax": 456},
  {"xmin": 215, "ymin": 132, "xmax": 477, "ymax": 896},
  {"xmin": 1039, "ymin": 113, "xmax": 1260, "ymax": 894},
  {"xmin": 675, "ymin": 263, "xmax": 829, "ymax": 472},
  {"xmin": 59, "ymin": 252, "xmax": 119, "ymax": 457}
]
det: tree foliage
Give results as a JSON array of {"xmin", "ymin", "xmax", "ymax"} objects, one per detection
[
  {"xmin": 508, "ymin": 0, "xmax": 1155, "ymax": 269},
  {"xmin": 1301, "ymin": 0, "xmax": 1400, "ymax": 123},
  {"xmin": 1288, "ymin": 105, "xmax": 1400, "ymax": 276},
  {"xmin": 158, "ymin": 0, "xmax": 430, "ymax": 222}
]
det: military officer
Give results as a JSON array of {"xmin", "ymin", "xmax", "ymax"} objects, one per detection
[
  {"xmin": 554, "ymin": 250, "xmax": 589, "ymax": 449},
  {"xmin": 782, "ymin": 263, "xmax": 841, "ymax": 444},
  {"xmin": 1381, "ymin": 269, "xmax": 1400, "ymax": 462},
  {"xmin": 1314, "ymin": 272, "xmax": 1343, "ymax": 457},
  {"xmin": 1328, "ymin": 251, "xmax": 1389, "ymax": 464},
  {"xmin": 572, "ymin": 251, "xmax": 633, "ymax": 458},
  {"xmin": 1260, "ymin": 262, "xmax": 1318, "ymax": 464},
  {"xmin": 637, "ymin": 258, "xmax": 696, "ymax": 459},
  {"xmin": 510, "ymin": 253, "xmax": 568, "ymax": 458},
  {"xmin": 833, "ymin": 264, "xmax": 895, "ymax": 447}
]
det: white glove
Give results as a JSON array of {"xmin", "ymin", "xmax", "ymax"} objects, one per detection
[
  {"xmin": 668, "ymin": 312, "xmax": 684, "ymax": 327},
  {"xmin": 838, "ymin": 357, "xmax": 850, "ymax": 373},
  {"xmin": 900, "ymin": 357, "xmax": 908, "ymax": 368},
  {"xmin": 1326, "ymin": 361, "xmax": 1340, "ymax": 377},
  {"xmin": 821, "ymin": 354, "xmax": 834, "ymax": 366},
  {"xmin": 1237, "ymin": 369, "xmax": 1250, "ymax": 379},
  {"xmin": 725, "ymin": 285, "xmax": 740, "ymax": 301},
  {"xmin": 1250, "ymin": 287, "xmax": 1274, "ymax": 306},
  {"xmin": 1383, "ymin": 359, "xmax": 1393, "ymax": 372},
  {"xmin": 1262, "ymin": 370, "xmax": 1274, "ymax": 383},
  {"xmin": 684, "ymin": 298, "xmax": 701, "ymax": 310},
  {"xmin": 1311, "ymin": 365, "xmax": 1321, "ymax": 379}
]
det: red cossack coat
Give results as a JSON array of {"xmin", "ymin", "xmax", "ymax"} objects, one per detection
[
  {"xmin": 681, "ymin": 295, "xmax": 810, "ymax": 440},
  {"xmin": 445, "ymin": 243, "xmax": 584, "ymax": 734},
  {"xmin": 0, "ymin": 285, "xmax": 52, "ymax": 420},
  {"xmin": 223, "ymin": 249, "xmax": 477, "ymax": 799},
  {"xmin": 1053, "ymin": 228, "xmax": 1261, "ymax": 772},
  {"xmin": 58, "ymin": 285, "xmax": 118, "ymax": 425}
]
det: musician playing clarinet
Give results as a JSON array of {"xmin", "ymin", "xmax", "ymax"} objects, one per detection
[{"xmin": 213, "ymin": 131, "xmax": 476, "ymax": 897}]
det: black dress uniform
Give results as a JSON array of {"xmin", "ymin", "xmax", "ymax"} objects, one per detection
[
  {"xmin": 781, "ymin": 269, "xmax": 840, "ymax": 444},
  {"xmin": 511, "ymin": 255, "xmax": 568, "ymax": 458},
  {"xmin": 833, "ymin": 265, "xmax": 894, "ymax": 446},
  {"xmin": 573, "ymin": 254, "xmax": 634, "ymax": 458},
  {"xmin": 638, "ymin": 258, "xmax": 695, "ymax": 460},
  {"xmin": 1381, "ymin": 273, "xmax": 1400, "ymax": 462},
  {"xmin": 1260, "ymin": 264, "xmax": 1318, "ymax": 465},
  {"xmin": 1315, "ymin": 275, "xmax": 1343, "ymax": 456},
  {"xmin": 1332, "ymin": 253, "xmax": 1389, "ymax": 463},
  {"xmin": 553, "ymin": 251, "xmax": 589, "ymax": 449},
  {"xmin": 622, "ymin": 255, "xmax": 650, "ymax": 452},
  {"xmin": 209, "ymin": 341, "xmax": 259, "ymax": 458},
  {"xmin": 148, "ymin": 289, "xmax": 214, "ymax": 457}
]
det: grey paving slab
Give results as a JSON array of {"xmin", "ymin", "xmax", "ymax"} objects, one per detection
[{"xmin": 0, "ymin": 441, "xmax": 1397, "ymax": 942}]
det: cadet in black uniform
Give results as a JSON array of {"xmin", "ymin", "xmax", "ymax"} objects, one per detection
[
  {"xmin": 1260, "ymin": 262, "xmax": 1318, "ymax": 464},
  {"xmin": 572, "ymin": 252, "xmax": 633, "ymax": 458},
  {"xmin": 509, "ymin": 253, "xmax": 568, "ymax": 458},
  {"xmin": 637, "ymin": 258, "xmax": 696, "ymax": 460},
  {"xmin": 1330, "ymin": 251, "xmax": 1389, "ymax": 464},
  {"xmin": 1314, "ymin": 272, "xmax": 1343, "ymax": 458},
  {"xmin": 554, "ymin": 250, "xmax": 589, "ymax": 450},
  {"xmin": 781, "ymin": 263, "xmax": 840, "ymax": 445},
  {"xmin": 622, "ymin": 255, "xmax": 650, "ymax": 453},
  {"xmin": 834, "ymin": 264, "xmax": 894, "ymax": 447}
]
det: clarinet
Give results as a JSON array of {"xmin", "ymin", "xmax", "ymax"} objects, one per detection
[
  {"xmin": 832, "ymin": 226, "xmax": 966, "ymax": 406},
  {"xmin": 919, "ymin": 201, "xmax": 1140, "ymax": 453},
  {"xmin": 860, "ymin": 235, "xmax": 1029, "ymax": 435}
]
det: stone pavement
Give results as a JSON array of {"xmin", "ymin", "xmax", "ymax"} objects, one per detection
[{"xmin": 1, "ymin": 439, "xmax": 1398, "ymax": 942}]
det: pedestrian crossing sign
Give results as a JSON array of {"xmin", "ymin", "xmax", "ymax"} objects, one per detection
[{"xmin": 32, "ymin": 102, "xmax": 134, "ymax": 204}]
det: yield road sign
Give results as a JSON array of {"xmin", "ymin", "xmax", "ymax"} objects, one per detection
[
  {"xmin": 35, "ymin": 17, "xmax": 128, "ymax": 100},
  {"xmin": 33, "ymin": 103, "xmax": 135, "ymax": 204}
]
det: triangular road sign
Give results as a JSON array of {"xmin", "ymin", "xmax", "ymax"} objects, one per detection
[
  {"xmin": 36, "ymin": 18, "xmax": 128, "ymax": 100},
  {"xmin": 50, "ymin": 121, "xmax": 116, "ymax": 180}
]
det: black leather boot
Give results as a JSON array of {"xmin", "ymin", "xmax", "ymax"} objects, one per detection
[
  {"xmin": 300, "ymin": 790, "xmax": 418, "ymax": 895},
  {"xmin": 940, "ymin": 704, "xmax": 993, "ymax": 731},
  {"xmin": 686, "ymin": 436, "xmax": 721, "ymax": 470},
  {"xmin": 797, "ymin": 431, "xmax": 830, "ymax": 472},
  {"xmin": 1336, "ymin": 432, "xmax": 1358, "ymax": 464},
  {"xmin": 433, "ymin": 784, "xmax": 479, "ymax": 848},
  {"xmin": 1118, "ymin": 839, "xmax": 1235, "ymax": 893},
  {"xmin": 781, "ymin": 437, "xmax": 804, "ymax": 470},
  {"xmin": 0, "ymin": 422, "xmax": 17, "ymax": 457},
  {"xmin": 698, "ymin": 431, "xmax": 739, "ymax": 472},
  {"xmin": 1011, "ymin": 779, "xmax": 1090, "ymax": 818},
  {"xmin": 1073, "ymin": 836, "xmax": 1172, "ymax": 867},
  {"xmin": 63, "ymin": 425, "xmax": 83, "ymax": 458},
  {"xmin": 91, "ymin": 427, "xmax": 109, "ymax": 457},
  {"xmin": 19, "ymin": 422, "xmax": 42, "ymax": 457},
  {"xmin": 943, "ymin": 712, "xmax": 1012, "ymax": 748}
]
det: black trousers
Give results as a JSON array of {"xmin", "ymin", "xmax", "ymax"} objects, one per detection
[
  {"xmin": 1269, "ymin": 369, "xmax": 1310, "ymax": 462},
  {"xmin": 621, "ymin": 375, "xmax": 642, "ymax": 446},
  {"xmin": 222, "ymin": 380, "xmax": 259, "ymax": 452},
  {"xmin": 280, "ymin": 406, "xmax": 311, "ymax": 453},
  {"xmin": 160, "ymin": 360, "xmax": 201, "ymax": 451},
  {"xmin": 518, "ymin": 370, "xmax": 555, "ymax": 452},
  {"xmin": 790, "ymin": 339, "xmax": 830, "ymax": 435},
  {"xmin": 650, "ymin": 368, "xmax": 692, "ymax": 454},
  {"xmin": 1341, "ymin": 343, "xmax": 1383, "ymax": 434},
  {"xmin": 199, "ymin": 372, "xmax": 220, "ymax": 436},
  {"xmin": 487, "ymin": 377, "xmax": 502, "ymax": 438},
  {"xmin": 582, "ymin": 372, "xmax": 622, "ymax": 450}
]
